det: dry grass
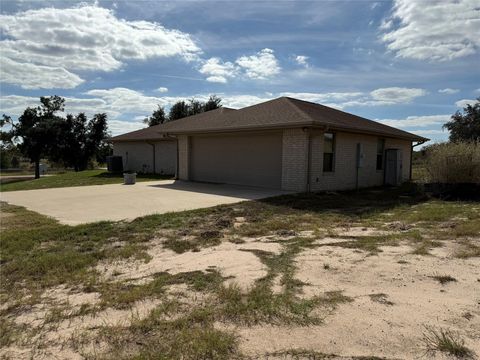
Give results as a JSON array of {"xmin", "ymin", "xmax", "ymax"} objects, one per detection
[
  {"xmin": 423, "ymin": 326, "xmax": 475, "ymax": 358},
  {"xmin": 430, "ymin": 274, "xmax": 457, "ymax": 285},
  {"xmin": 423, "ymin": 142, "xmax": 480, "ymax": 184}
]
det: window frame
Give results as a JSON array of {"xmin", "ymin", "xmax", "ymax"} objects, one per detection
[
  {"xmin": 323, "ymin": 132, "xmax": 336, "ymax": 173},
  {"xmin": 376, "ymin": 138, "xmax": 385, "ymax": 171}
]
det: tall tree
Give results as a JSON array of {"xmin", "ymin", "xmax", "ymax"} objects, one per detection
[
  {"xmin": 144, "ymin": 105, "xmax": 167, "ymax": 127},
  {"xmin": 204, "ymin": 95, "xmax": 222, "ymax": 111},
  {"xmin": 53, "ymin": 113, "xmax": 109, "ymax": 171},
  {"xmin": 1, "ymin": 96, "xmax": 65, "ymax": 178},
  {"xmin": 443, "ymin": 98, "xmax": 480, "ymax": 142},
  {"xmin": 187, "ymin": 98, "xmax": 204, "ymax": 116},
  {"xmin": 166, "ymin": 95, "xmax": 222, "ymax": 122},
  {"xmin": 168, "ymin": 101, "xmax": 190, "ymax": 121},
  {"xmin": 1, "ymin": 96, "xmax": 109, "ymax": 176}
]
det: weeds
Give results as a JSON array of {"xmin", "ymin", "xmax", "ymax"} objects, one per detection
[
  {"xmin": 454, "ymin": 240, "xmax": 480, "ymax": 259},
  {"xmin": 91, "ymin": 307, "xmax": 239, "ymax": 360},
  {"xmin": 422, "ymin": 326, "xmax": 475, "ymax": 358},
  {"xmin": 98, "ymin": 270, "xmax": 225, "ymax": 309},
  {"xmin": 431, "ymin": 274, "xmax": 457, "ymax": 285}
]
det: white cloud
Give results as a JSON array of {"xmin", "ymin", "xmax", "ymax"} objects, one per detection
[
  {"xmin": 379, "ymin": 19, "xmax": 393, "ymax": 30},
  {"xmin": 381, "ymin": 0, "xmax": 480, "ymax": 62},
  {"xmin": 0, "ymin": 86, "xmax": 434, "ymax": 137},
  {"xmin": 279, "ymin": 91, "xmax": 363, "ymax": 105},
  {"xmin": 156, "ymin": 87, "xmax": 168, "ymax": 93},
  {"xmin": 411, "ymin": 129, "xmax": 447, "ymax": 136},
  {"xmin": 109, "ymin": 120, "xmax": 147, "ymax": 136},
  {"xmin": 0, "ymin": 56, "xmax": 84, "ymax": 90},
  {"xmin": 84, "ymin": 88, "xmax": 170, "ymax": 116},
  {"xmin": 0, "ymin": 5, "xmax": 201, "ymax": 89},
  {"xmin": 0, "ymin": 94, "xmax": 108, "ymax": 117},
  {"xmin": 235, "ymin": 48, "xmax": 280, "ymax": 79},
  {"xmin": 370, "ymin": 87, "xmax": 427, "ymax": 104},
  {"xmin": 377, "ymin": 115, "xmax": 451, "ymax": 128},
  {"xmin": 455, "ymin": 99, "xmax": 477, "ymax": 108},
  {"xmin": 438, "ymin": 88, "xmax": 460, "ymax": 94},
  {"xmin": 199, "ymin": 57, "xmax": 237, "ymax": 83},
  {"xmin": 294, "ymin": 55, "xmax": 309, "ymax": 67}
]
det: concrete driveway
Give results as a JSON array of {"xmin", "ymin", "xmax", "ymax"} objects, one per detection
[{"xmin": 1, "ymin": 180, "xmax": 289, "ymax": 225}]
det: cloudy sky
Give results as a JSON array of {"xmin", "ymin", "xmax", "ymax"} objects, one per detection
[{"xmin": 1, "ymin": 0, "xmax": 479, "ymax": 142}]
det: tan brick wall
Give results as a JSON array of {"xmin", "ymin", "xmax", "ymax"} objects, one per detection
[
  {"xmin": 307, "ymin": 132, "xmax": 411, "ymax": 192},
  {"xmin": 281, "ymin": 128, "xmax": 309, "ymax": 191},
  {"xmin": 177, "ymin": 135, "xmax": 190, "ymax": 180}
]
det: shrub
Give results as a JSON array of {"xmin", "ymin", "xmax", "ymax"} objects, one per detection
[{"xmin": 424, "ymin": 142, "xmax": 480, "ymax": 183}]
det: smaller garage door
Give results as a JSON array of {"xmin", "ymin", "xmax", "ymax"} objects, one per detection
[{"xmin": 190, "ymin": 132, "xmax": 282, "ymax": 188}]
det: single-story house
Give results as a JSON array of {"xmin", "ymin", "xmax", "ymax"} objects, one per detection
[{"xmin": 112, "ymin": 97, "xmax": 427, "ymax": 192}]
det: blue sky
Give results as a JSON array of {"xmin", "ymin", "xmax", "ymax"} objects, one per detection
[{"xmin": 1, "ymin": 0, "xmax": 479, "ymax": 143}]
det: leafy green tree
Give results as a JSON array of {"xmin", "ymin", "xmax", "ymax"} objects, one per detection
[
  {"xmin": 167, "ymin": 95, "xmax": 222, "ymax": 121},
  {"xmin": 443, "ymin": 98, "xmax": 480, "ymax": 142},
  {"xmin": 168, "ymin": 100, "xmax": 190, "ymax": 121},
  {"xmin": 1, "ymin": 96, "xmax": 65, "ymax": 178},
  {"xmin": 204, "ymin": 95, "xmax": 222, "ymax": 111},
  {"xmin": 187, "ymin": 98, "xmax": 204, "ymax": 116},
  {"xmin": 1, "ymin": 96, "xmax": 109, "ymax": 176},
  {"xmin": 144, "ymin": 105, "xmax": 167, "ymax": 127},
  {"xmin": 52, "ymin": 113, "xmax": 109, "ymax": 171}
]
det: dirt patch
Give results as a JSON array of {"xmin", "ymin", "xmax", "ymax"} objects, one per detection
[
  {"xmin": 332, "ymin": 226, "xmax": 391, "ymax": 237},
  {"xmin": 3, "ymin": 298, "xmax": 162, "ymax": 360},
  {"xmin": 247, "ymin": 241, "xmax": 480, "ymax": 358},
  {"xmin": 97, "ymin": 239, "xmax": 281, "ymax": 290}
]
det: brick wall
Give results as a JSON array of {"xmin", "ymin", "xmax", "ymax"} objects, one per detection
[
  {"xmin": 281, "ymin": 128, "xmax": 309, "ymax": 191},
  {"xmin": 307, "ymin": 132, "xmax": 411, "ymax": 192}
]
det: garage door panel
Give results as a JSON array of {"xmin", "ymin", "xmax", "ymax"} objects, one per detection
[{"xmin": 190, "ymin": 133, "xmax": 282, "ymax": 188}]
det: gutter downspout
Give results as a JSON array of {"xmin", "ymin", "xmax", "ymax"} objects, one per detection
[
  {"xmin": 147, "ymin": 141, "xmax": 156, "ymax": 174},
  {"xmin": 410, "ymin": 140, "xmax": 427, "ymax": 181}
]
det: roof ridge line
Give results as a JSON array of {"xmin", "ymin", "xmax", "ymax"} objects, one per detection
[{"xmin": 282, "ymin": 97, "xmax": 314, "ymax": 124}]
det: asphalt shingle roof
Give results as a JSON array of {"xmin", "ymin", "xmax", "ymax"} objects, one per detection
[{"xmin": 112, "ymin": 97, "xmax": 427, "ymax": 142}]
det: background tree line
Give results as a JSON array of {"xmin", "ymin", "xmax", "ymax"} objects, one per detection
[
  {"xmin": 1, "ymin": 94, "xmax": 223, "ymax": 178},
  {"xmin": 1, "ymin": 96, "xmax": 110, "ymax": 178},
  {"xmin": 144, "ymin": 95, "xmax": 222, "ymax": 126}
]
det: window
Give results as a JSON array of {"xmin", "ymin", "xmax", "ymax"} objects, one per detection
[
  {"xmin": 376, "ymin": 139, "xmax": 385, "ymax": 170},
  {"xmin": 323, "ymin": 132, "xmax": 335, "ymax": 172}
]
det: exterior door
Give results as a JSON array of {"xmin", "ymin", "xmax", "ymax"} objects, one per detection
[{"xmin": 385, "ymin": 149, "xmax": 402, "ymax": 186}]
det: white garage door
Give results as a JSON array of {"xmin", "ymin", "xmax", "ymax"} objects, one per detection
[{"xmin": 190, "ymin": 132, "xmax": 282, "ymax": 189}]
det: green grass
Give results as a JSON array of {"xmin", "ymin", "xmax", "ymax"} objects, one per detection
[{"xmin": 0, "ymin": 169, "xmax": 173, "ymax": 192}]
